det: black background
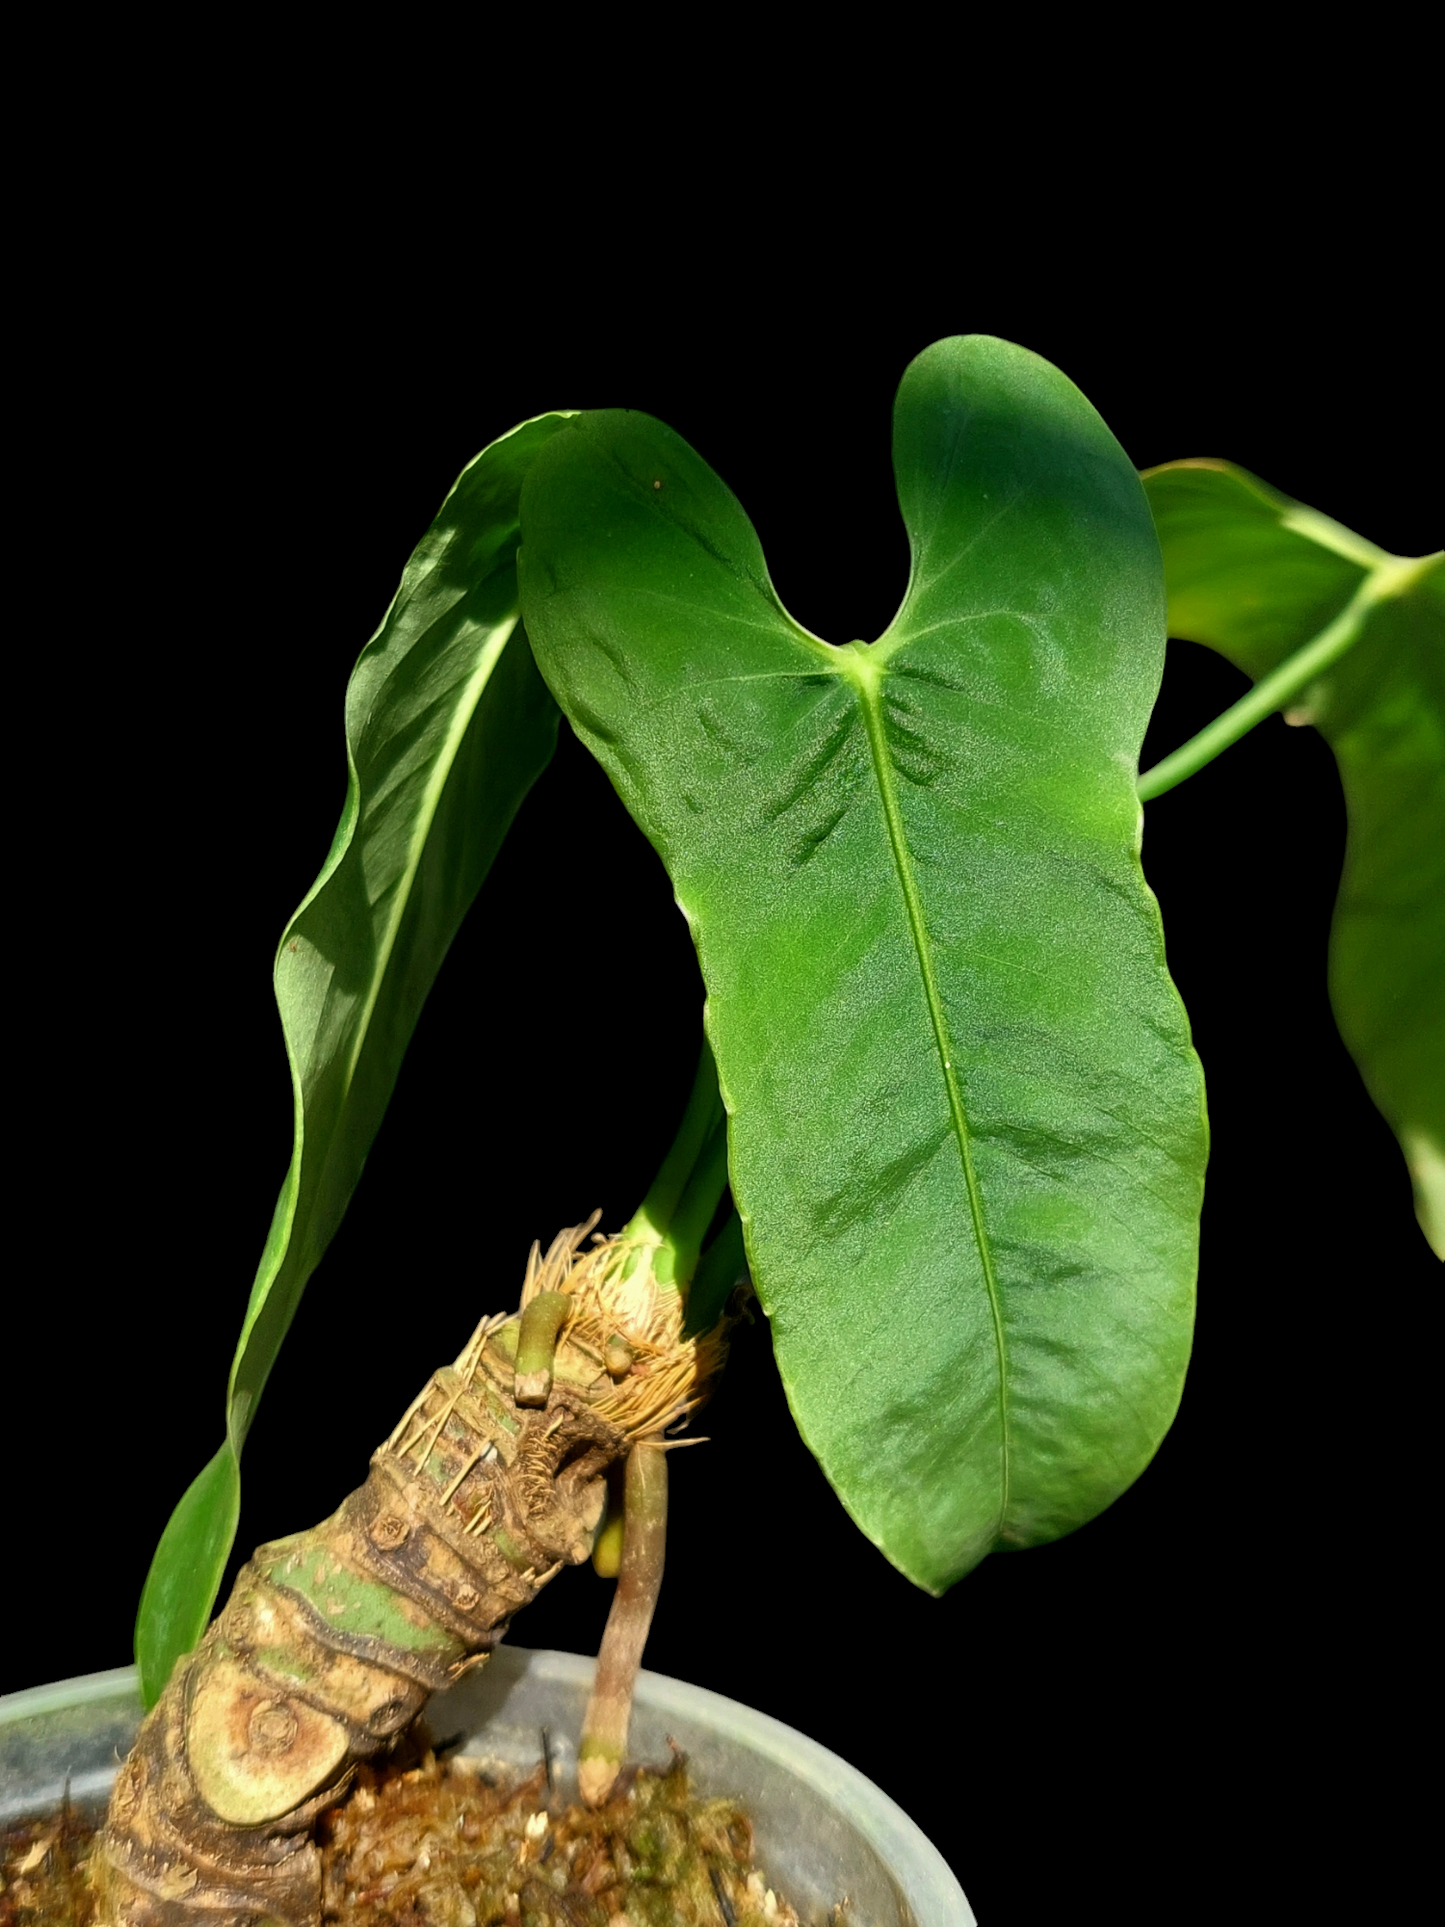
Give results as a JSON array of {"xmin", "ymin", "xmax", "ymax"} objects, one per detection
[{"xmin": 9, "ymin": 187, "xmax": 1437, "ymax": 1927}]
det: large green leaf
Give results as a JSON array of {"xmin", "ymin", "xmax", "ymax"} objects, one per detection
[
  {"xmin": 520, "ymin": 338, "xmax": 1207, "ymax": 1593},
  {"xmin": 1143, "ymin": 460, "xmax": 1444, "ymax": 1257},
  {"xmin": 137, "ymin": 413, "xmax": 570, "ymax": 1702}
]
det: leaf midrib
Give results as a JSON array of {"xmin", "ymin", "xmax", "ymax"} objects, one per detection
[{"xmin": 841, "ymin": 647, "xmax": 1011, "ymax": 1530}]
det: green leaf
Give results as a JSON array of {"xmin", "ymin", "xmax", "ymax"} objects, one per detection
[
  {"xmin": 136, "ymin": 1443, "xmax": 239, "ymax": 1704},
  {"xmin": 136, "ymin": 412, "xmax": 571, "ymax": 1698},
  {"xmin": 520, "ymin": 338, "xmax": 1207, "ymax": 1593},
  {"xmin": 1143, "ymin": 460, "xmax": 1444, "ymax": 1257}
]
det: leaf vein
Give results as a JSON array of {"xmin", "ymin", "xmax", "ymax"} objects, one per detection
[{"xmin": 852, "ymin": 670, "xmax": 1012, "ymax": 1534}]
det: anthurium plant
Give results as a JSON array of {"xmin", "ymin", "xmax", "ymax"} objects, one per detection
[{"xmin": 94, "ymin": 335, "xmax": 1440, "ymax": 1927}]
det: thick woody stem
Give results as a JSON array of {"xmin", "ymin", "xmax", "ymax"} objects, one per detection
[
  {"xmin": 577, "ymin": 1442, "xmax": 669, "ymax": 1807},
  {"xmin": 98, "ymin": 1184, "xmax": 731, "ymax": 1925},
  {"xmin": 95, "ymin": 1321, "xmax": 627, "ymax": 1927}
]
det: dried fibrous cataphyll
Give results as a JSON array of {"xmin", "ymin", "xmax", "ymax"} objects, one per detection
[{"xmin": 94, "ymin": 1220, "xmax": 730, "ymax": 1927}]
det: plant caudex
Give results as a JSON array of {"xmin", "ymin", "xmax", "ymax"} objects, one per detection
[
  {"xmin": 98, "ymin": 1055, "xmax": 737, "ymax": 1924},
  {"xmin": 109, "ymin": 337, "xmax": 1440, "ymax": 1925}
]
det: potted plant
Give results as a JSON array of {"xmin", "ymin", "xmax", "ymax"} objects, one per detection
[{"xmin": 4, "ymin": 333, "xmax": 1437, "ymax": 1926}]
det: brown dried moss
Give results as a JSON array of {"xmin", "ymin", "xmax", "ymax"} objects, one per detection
[
  {"xmin": 317, "ymin": 1747, "xmax": 799, "ymax": 1927},
  {"xmin": 4, "ymin": 1752, "xmax": 806, "ymax": 1927},
  {"xmin": 2, "ymin": 1796, "xmax": 98, "ymax": 1925}
]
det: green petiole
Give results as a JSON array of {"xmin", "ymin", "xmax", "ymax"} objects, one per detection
[
  {"xmin": 1138, "ymin": 553, "xmax": 1435, "ymax": 803},
  {"xmin": 618, "ymin": 1038, "xmax": 732, "ymax": 1298}
]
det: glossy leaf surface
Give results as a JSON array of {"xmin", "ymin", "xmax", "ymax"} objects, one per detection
[
  {"xmin": 1144, "ymin": 460, "xmax": 1444, "ymax": 1256},
  {"xmin": 137, "ymin": 414, "xmax": 569, "ymax": 1701},
  {"xmin": 521, "ymin": 338, "xmax": 1207, "ymax": 1592}
]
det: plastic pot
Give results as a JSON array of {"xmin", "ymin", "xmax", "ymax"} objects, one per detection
[{"xmin": 1, "ymin": 1646, "xmax": 974, "ymax": 1925}]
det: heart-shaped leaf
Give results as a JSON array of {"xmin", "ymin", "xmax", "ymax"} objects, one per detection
[
  {"xmin": 1143, "ymin": 460, "xmax": 1444, "ymax": 1257},
  {"xmin": 136, "ymin": 413, "xmax": 570, "ymax": 1701},
  {"xmin": 520, "ymin": 339, "xmax": 1207, "ymax": 1592}
]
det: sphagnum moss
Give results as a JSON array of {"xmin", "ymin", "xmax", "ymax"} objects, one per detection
[{"xmin": 3, "ymin": 1751, "xmax": 812, "ymax": 1927}]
